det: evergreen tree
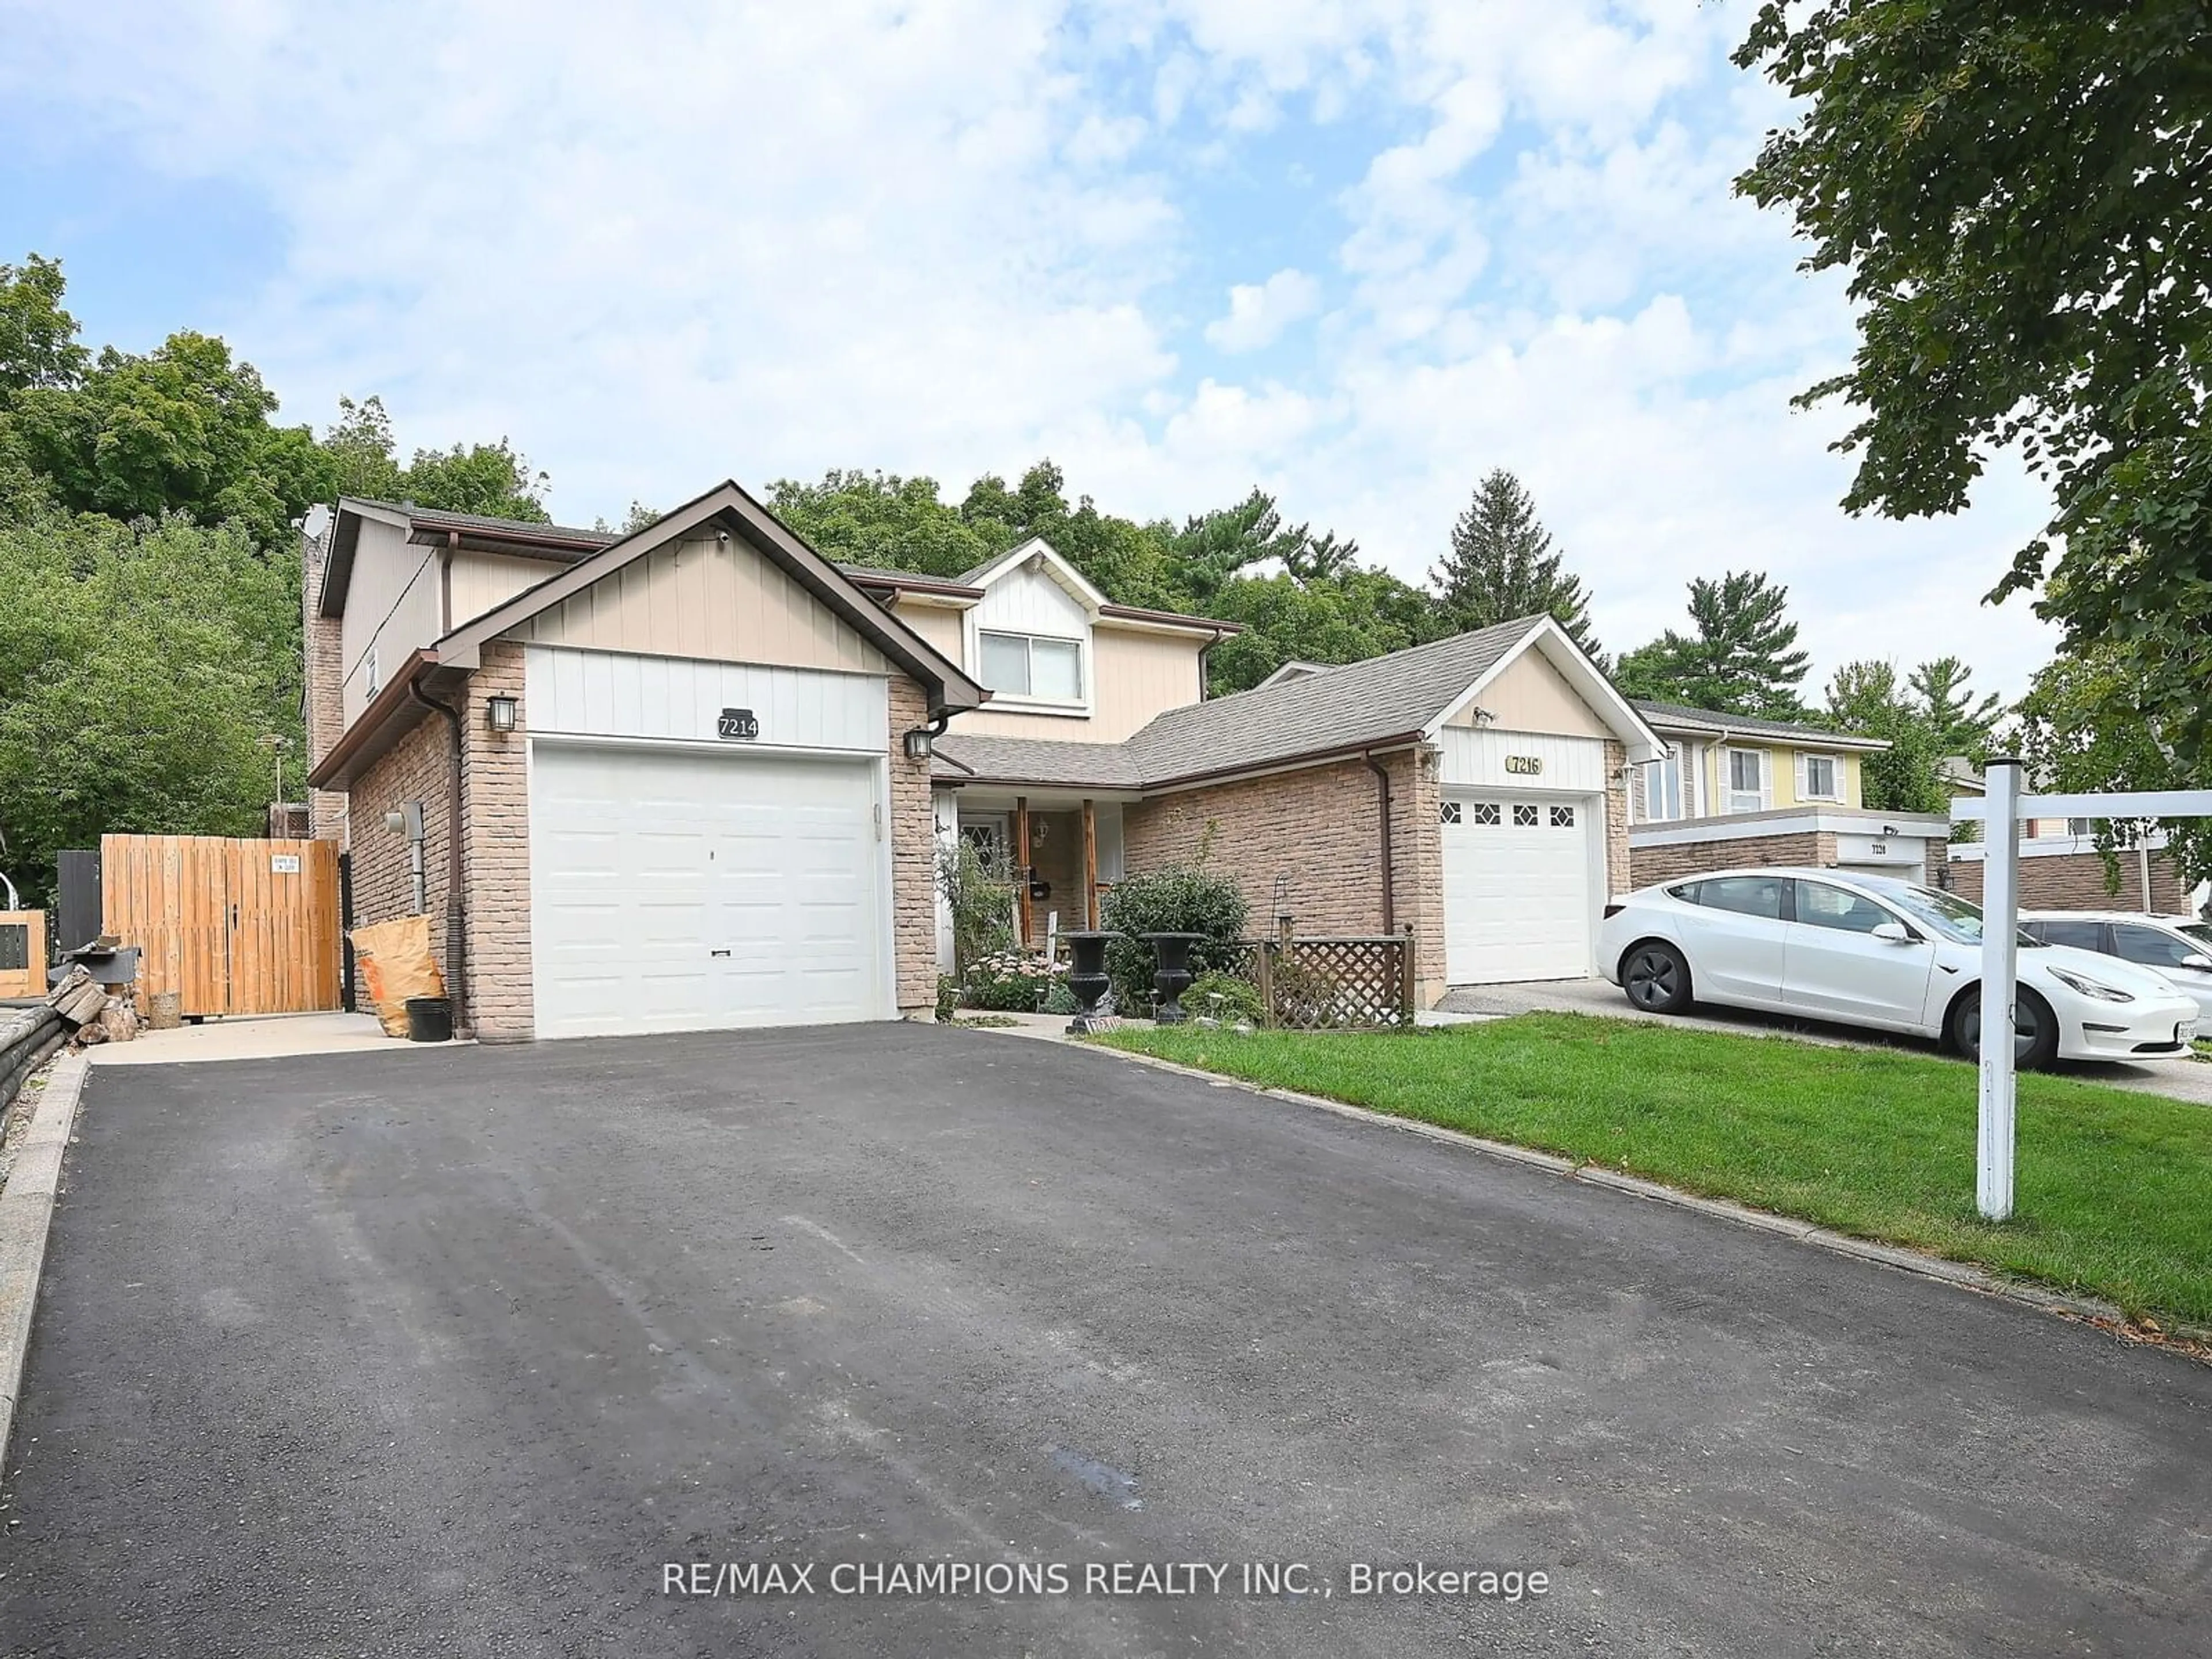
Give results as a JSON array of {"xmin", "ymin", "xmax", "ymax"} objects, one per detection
[
  {"xmin": 1429, "ymin": 469, "xmax": 1601, "ymax": 658},
  {"xmin": 1614, "ymin": 570, "xmax": 1811, "ymax": 719},
  {"xmin": 1907, "ymin": 655, "xmax": 2002, "ymax": 760}
]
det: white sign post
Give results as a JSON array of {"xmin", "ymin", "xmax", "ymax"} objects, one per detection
[
  {"xmin": 1952, "ymin": 771, "xmax": 2212, "ymax": 1222},
  {"xmin": 1974, "ymin": 760, "xmax": 2021, "ymax": 1219}
]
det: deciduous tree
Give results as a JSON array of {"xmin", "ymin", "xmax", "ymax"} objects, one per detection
[{"xmin": 1733, "ymin": 1, "xmax": 2212, "ymax": 785}]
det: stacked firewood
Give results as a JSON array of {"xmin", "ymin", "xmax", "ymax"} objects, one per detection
[{"xmin": 41, "ymin": 966, "xmax": 141, "ymax": 1046}]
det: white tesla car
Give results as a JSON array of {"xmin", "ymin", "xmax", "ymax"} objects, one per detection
[{"xmin": 1597, "ymin": 868, "xmax": 2199, "ymax": 1068}]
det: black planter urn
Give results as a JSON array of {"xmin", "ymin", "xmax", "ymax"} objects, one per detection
[
  {"xmin": 1141, "ymin": 931, "xmax": 1206, "ymax": 1024},
  {"xmin": 1061, "ymin": 930, "xmax": 1114, "ymax": 1033}
]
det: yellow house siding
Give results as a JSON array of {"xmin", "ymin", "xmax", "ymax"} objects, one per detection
[
  {"xmin": 510, "ymin": 533, "xmax": 892, "ymax": 675},
  {"xmin": 1695, "ymin": 740, "xmax": 1865, "ymax": 813}
]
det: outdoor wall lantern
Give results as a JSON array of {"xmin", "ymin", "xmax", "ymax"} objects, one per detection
[
  {"xmin": 485, "ymin": 694, "xmax": 519, "ymax": 733},
  {"xmin": 903, "ymin": 726, "xmax": 935, "ymax": 760}
]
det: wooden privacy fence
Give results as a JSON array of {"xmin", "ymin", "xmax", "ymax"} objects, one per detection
[
  {"xmin": 1226, "ymin": 926, "xmax": 1416, "ymax": 1029},
  {"xmin": 101, "ymin": 835, "xmax": 342, "ymax": 1018},
  {"xmin": 0, "ymin": 910, "xmax": 47, "ymax": 999}
]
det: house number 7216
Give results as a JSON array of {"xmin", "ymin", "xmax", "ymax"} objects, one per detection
[{"xmin": 1503, "ymin": 755, "xmax": 1542, "ymax": 775}]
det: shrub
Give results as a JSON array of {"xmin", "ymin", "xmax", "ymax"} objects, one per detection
[
  {"xmin": 1040, "ymin": 980, "xmax": 1079, "ymax": 1016},
  {"xmin": 961, "ymin": 949, "xmax": 1063, "ymax": 1012},
  {"xmin": 937, "ymin": 838, "xmax": 1016, "ymax": 970},
  {"xmin": 1100, "ymin": 860, "xmax": 1250, "ymax": 1011},
  {"xmin": 1185, "ymin": 969, "xmax": 1264, "ymax": 1027},
  {"xmin": 935, "ymin": 974, "xmax": 959, "ymax": 1024}
]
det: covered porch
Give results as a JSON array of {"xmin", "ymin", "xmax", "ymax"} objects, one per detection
[{"xmin": 940, "ymin": 790, "xmax": 1128, "ymax": 953}]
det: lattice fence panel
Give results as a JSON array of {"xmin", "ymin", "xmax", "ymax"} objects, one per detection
[{"xmin": 1228, "ymin": 934, "xmax": 1411, "ymax": 1029}]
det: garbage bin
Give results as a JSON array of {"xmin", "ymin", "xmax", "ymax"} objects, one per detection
[{"xmin": 404, "ymin": 996, "xmax": 453, "ymax": 1043}]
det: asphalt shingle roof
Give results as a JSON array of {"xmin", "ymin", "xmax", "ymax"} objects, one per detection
[
  {"xmin": 1629, "ymin": 699, "xmax": 1885, "ymax": 749},
  {"xmin": 931, "ymin": 734, "xmax": 1146, "ymax": 789},
  {"xmin": 935, "ymin": 615, "xmax": 1551, "ymax": 789},
  {"xmin": 348, "ymin": 499, "xmax": 618, "ymax": 552}
]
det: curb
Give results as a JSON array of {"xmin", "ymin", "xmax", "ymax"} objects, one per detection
[
  {"xmin": 0, "ymin": 1053, "xmax": 90, "ymax": 1479},
  {"xmin": 1060, "ymin": 1037, "xmax": 2143, "ymax": 1335}
]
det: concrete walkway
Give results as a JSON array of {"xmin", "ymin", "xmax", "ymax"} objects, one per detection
[
  {"xmin": 86, "ymin": 1010, "xmax": 436, "ymax": 1066},
  {"xmin": 1440, "ymin": 977, "xmax": 2212, "ymax": 1105}
]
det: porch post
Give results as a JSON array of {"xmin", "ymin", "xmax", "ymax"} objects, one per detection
[
  {"xmin": 1015, "ymin": 797, "xmax": 1032, "ymax": 948},
  {"xmin": 1081, "ymin": 799, "xmax": 1099, "ymax": 929}
]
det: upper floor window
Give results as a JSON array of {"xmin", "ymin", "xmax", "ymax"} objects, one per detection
[
  {"xmin": 1638, "ymin": 749, "xmax": 1686, "ymax": 823},
  {"xmin": 1800, "ymin": 752, "xmax": 1840, "ymax": 801},
  {"xmin": 980, "ymin": 630, "xmax": 1083, "ymax": 703},
  {"xmin": 1725, "ymin": 747, "xmax": 1766, "ymax": 813},
  {"xmin": 364, "ymin": 644, "xmax": 381, "ymax": 698}
]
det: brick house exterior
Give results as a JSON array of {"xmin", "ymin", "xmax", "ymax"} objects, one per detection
[
  {"xmin": 1124, "ymin": 751, "xmax": 1450, "ymax": 1004},
  {"xmin": 887, "ymin": 675, "xmax": 941, "ymax": 1019},
  {"xmin": 1947, "ymin": 844, "xmax": 2199, "ymax": 915},
  {"xmin": 306, "ymin": 484, "xmax": 985, "ymax": 1041}
]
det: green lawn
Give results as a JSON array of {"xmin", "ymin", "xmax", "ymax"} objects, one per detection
[{"xmin": 1097, "ymin": 1014, "xmax": 2212, "ymax": 1328}]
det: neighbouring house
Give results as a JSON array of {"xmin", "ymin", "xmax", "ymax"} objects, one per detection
[
  {"xmin": 301, "ymin": 493, "xmax": 1666, "ymax": 1036},
  {"xmin": 1623, "ymin": 702, "xmax": 1953, "ymax": 889},
  {"xmin": 1949, "ymin": 825, "xmax": 2203, "ymax": 916}
]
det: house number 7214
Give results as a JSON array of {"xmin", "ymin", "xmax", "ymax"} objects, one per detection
[{"xmin": 717, "ymin": 707, "xmax": 759, "ymax": 740}]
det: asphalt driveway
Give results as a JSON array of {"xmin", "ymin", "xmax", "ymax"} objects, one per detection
[{"xmin": 2, "ymin": 1026, "xmax": 2207, "ymax": 1657}]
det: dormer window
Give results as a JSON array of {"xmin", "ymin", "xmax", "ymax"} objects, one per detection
[{"xmin": 980, "ymin": 630, "xmax": 1083, "ymax": 702}]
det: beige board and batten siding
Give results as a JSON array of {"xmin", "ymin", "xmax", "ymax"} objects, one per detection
[
  {"xmin": 891, "ymin": 600, "xmax": 967, "ymax": 668},
  {"xmin": 449, "ymin": 550, "xmax": 568, "ymax": 628},
  {"xmin": 949, "ymin": 622, "xmax": 1209, "ymax": 743},
  {"xmin": 524, "ymin": 645, "xmax": 888, "ymax": 752},
  {"xmin": 1452, "ymin": 650, "xmax": 1614, "ymax": 741},
  {"xmin": 1438, "ymin": 727, "xmax": 1613, "ymax": 794},
  {"xmin": 340, "ymin": 517, "xmax": 442, "ymax": 726},
  {"xmin": 511, "ymin": 533, "xmax": 892, "ymax": 676}
]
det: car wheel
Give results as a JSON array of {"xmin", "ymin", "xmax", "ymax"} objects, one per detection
[
  {"xmin": 1621, "ymin": 941, "xmax": 1693, "ymax": 1014},
  {"xmin": 1949, "ymin": 985, "xmax": 2061, "ymax": 1070}
]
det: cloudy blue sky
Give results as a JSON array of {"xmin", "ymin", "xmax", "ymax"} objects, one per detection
[{"xmin": 1, "ymin": 0, "xmax": 2056, "ymax": 696}]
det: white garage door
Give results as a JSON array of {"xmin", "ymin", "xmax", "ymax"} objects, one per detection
[
  {"xmin": 1441, "ymin": 795, "xmax": 1599, "ymax": 984},
  {"xmin": 531, "ymin": 742, "xmax": 889, "ymax": 1039}
]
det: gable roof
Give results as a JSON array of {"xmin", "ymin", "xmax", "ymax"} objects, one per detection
[
  {"xmin": 935, "ymin": 615, "xmax": 1660, "ymax": 791},
  {"xmin": 1630, "ymin": 699, "xmax": 1889, "ymax": 753},
  {"xmin": 957, "ymin": 536, "xmax": 1108, "ymax": 609},
  {"xmin": 433, "ymin": 479, "xmax": 984, "ymax": 717}
]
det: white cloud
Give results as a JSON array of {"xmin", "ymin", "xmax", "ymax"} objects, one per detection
[
  {"xmin": 1204, "ymin": 269, "xmax": 1322, "ymax": 352},
  {"xmin": 0, "ymin": 0, "xmax": 2061, "ymax": 698}
]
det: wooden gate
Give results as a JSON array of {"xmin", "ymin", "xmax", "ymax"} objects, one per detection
[
  {"xmin": 0, "ymin": 910, "xmax": 46, "ymax": 999},
  {"xmin": 101, "ymin": 835, "xmax": 342, "ymax": 1017}
]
